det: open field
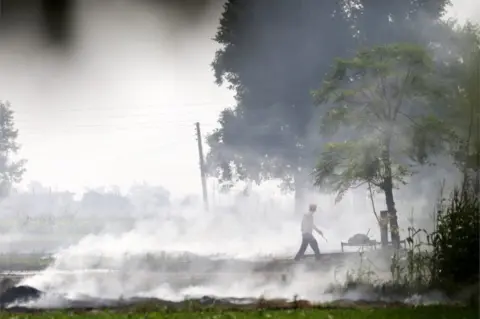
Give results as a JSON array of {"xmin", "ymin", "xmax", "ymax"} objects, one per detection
[
  {"xmin": 0, "ymin": 250, "xmax": 396, "ymax": 300},
  {"xmin": 1, "ymin": 249, "xmax": 474, "ymax": 313},
  {"xmin": 0, "ymin": 305, "xmax": 477, "ymax": 319},
  {"xmin": 0, "ymin": 249, "xmax": 398, "ymax": 272},
  {"xmin": 0, "ymin": 254, "xmax": 52, "ymax": 272}
]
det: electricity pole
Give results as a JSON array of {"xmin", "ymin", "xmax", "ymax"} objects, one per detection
[{"xmin": 195, "ymin": 122, "xmax": 209, "ymax": 211}]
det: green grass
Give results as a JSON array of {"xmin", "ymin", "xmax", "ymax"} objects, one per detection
[
  {"xmin": 0, "ymin": 306, "xmax": 477, "ymax": 319},
  {"xmin": 0, "ymin": 254, "xmax": 52, "ymax": 271}
]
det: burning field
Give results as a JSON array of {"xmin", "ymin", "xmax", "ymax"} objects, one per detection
[
  {"xmin": 0, "ymin": 249, "xmax": 464, "ymax": 312},
  {"xmin": 0, "ymin": 195, "xmax": 476, "ymax": 316}
]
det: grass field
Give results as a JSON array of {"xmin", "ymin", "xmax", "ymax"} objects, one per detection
[
  {"xmin": 0, "ymin": 306, "xmax": 477, "ymax": 319},
  {"xmin": 0, "ymin": 254, "xmax": 52, "ymax": 272}
]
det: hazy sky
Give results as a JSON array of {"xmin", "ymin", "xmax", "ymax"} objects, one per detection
[{"xmin": 0, "ymin": 0, "xmax": 478, "ymax": 196}]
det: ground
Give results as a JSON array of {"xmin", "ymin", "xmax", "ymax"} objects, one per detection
[
  {"xmin": 0, "ymin": 252, "xmax": 477, "ymax": 318},
  {"xmin": 0, "ymin": 254, "xmax": 51, "ymax": 272},
  {"xmin": 0, "ymin": 305, "xmax": 477, "ymax": 319}
]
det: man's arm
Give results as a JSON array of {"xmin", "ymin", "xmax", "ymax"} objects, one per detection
[
  {"xmin": 313, "ymin": 225, "xmax": 323, "ymax": 236},
  {"xmin": 314, "ymin": 225, "xmax": 327, "ymax": 241}
]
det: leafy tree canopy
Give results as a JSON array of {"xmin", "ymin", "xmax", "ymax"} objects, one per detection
[
  {"xmin": 312, "ymin": 43, "xmax": 450, "ymax": 247},
  {"xmin": 207, "ymin": 0, "xmax": 353, "ymax": 192},
  {"xmin": 0, "ymin": 101, "xmax": 26, "ymax": 198},
  {"xmin": 437, "ymin": 22, "xmax": 480, "ymax": 175},
  {"xmin": 207, "ymin": 0, "xmax": 452, "ymax": 194},
  {"xmin": 349, "ymin": 0, "xmax": 451, "ymax": 45}
]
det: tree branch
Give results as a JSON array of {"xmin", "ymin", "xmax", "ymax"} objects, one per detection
[
  {"xmin": 368, "ymin": 179, "xmax": 383, "ymax": 188},
  {"xmin": 351, "ymin": 181, "xmax": 367, "ymax": 189},
  {"xmin": 397, "ymin": 110, "xmax": 421, "ymax": 126},
  {"xmin": 393, "ymin": 68, "xmax": 411, "ymax": 121},
  {"xmin": 374, "ymin": 82, "xmax": 389, "ymax": 119},
  {"xmin": 378, "ymin": 55, "xmax": 393, "ymax": 120},
  {"xmin": 361, "ymin": 89, "xmax": 384, "ymax": 121}
]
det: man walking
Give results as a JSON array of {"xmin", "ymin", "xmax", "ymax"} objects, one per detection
[{"xmin": 294, "ymin": 204, "xmax": 326, "ymax": 261}]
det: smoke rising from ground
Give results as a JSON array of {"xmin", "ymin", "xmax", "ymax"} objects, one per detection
[
  {"xmin": 0, "ymin": 180, "xmax": 448, "ymax": 307},
  {"xmin": 0, "ymin": 0, "xmax": 473, "ymax": 309}
]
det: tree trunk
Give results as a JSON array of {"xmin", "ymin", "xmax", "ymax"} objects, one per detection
[
  {"xmin": 384, "ymin": 181, "xmax": 400, "ymax": 249},
  {"xmin": 379, "ymin": 210, "xmax": 389, "ymax": 247},
  {"xmin": 382, "ymin": 133, "xmax": 401, "ymax": 249}
]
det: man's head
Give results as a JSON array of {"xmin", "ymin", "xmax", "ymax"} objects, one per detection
[{"xmin": 309, "ymin": 204, "xmax": 317, "ymax": 213}]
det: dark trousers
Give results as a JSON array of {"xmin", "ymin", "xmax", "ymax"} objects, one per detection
[{"xmin": 294, "ymin": 233, "xmax": 321, "ymax": 261}]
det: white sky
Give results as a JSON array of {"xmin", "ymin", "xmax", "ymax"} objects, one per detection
[{"xmin": 0, "ymin": 0, "xmax": 478, "ymax": 196}]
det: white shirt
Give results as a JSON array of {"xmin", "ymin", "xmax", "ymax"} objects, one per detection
[{"xmin": 301, "ymin": 213, "xmax": 314, "ymax": 234}]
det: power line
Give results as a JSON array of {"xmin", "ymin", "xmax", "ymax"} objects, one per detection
[
  {"xmin": 12, "ymin": 101, "xmax": 233, "ymax": 115},
  {"xmin": 9, "ymin": 101, "xmax": 232, "ymax": 138},
  {"xmin": 12, "ymin": 106, "xmax": 226, "ymax": 133},
  {"xmin": 13, "ymin": 116, "xmax": 221, "ymax": 127},
  {"xmin": 15, "ymin": 122, "xmax": 219, "ymax": 145},
  {"xmin": 17, "ymin": 128, "xmax": 217, "ymax": 139},
  {"xmin": 15, "ymin": 113, "xmax": 220, "ymax": 123},
  {"xmin": 14, "ymin": 118, "xmax": 219, "ymax": 133},
  {"xmin": 15, "ymin": 135, "xmax": 207, "ymax": 153},
  {"xmin": 17, "ymin": 120, "xmax": 218, "ymax": 129}
]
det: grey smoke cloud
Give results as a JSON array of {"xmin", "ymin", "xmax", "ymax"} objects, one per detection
[{"xmin": 0, "ymin": 0, "xmax": 476, "ymax": 309}]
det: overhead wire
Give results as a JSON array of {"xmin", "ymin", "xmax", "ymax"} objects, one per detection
[
  {"xmin": 13, "ymin": 101, "xmax": 232, "ymax": 114},
  {"xmin": 12, "ymin": 103, "xmax": 225, "ymax": 138},
  {"xmin": 8, "ymin": 102, "xmax": 228, "ymax": 163}
]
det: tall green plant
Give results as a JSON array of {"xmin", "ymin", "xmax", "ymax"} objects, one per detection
[{"xmin": 431, "ymin": 182, "xmax": 479, "ymax": 287}]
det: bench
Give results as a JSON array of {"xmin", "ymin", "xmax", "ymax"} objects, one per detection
[{"xmin": 341, "ymin": 240, "xmax": 406, "ymax": 252}]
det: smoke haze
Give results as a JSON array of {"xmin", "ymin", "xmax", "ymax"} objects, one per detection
[{"xmin": 0, "ymin": 0, "xmax": 476, "ymax": 308}]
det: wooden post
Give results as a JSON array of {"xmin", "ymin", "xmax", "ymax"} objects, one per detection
[
  {"xmin": 388, "ymin": 210, "xmax": 400, "ymax": 249},
  {"xmin": 380, "ymin": 210, "xmax": 389, "ymax": 247}
]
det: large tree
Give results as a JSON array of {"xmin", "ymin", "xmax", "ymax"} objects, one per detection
[
  {"xmin": 0, "ymin": 101, "xmax": 26, "ymax": 198},
  {"xmin": 206, "ymin": 0, "xmax": 354, "ymax": 207},
  {"xmin": 441, "ymin": 22, "xmax": 480, "ymax": 183},
  {"xmin": 206, "ymin": 0, "xmax": 452, "ymax": 209},
  {"xmin": 349, "ymin": 0, "xmax": 451, "ymax": 46},
  {"xmin": 312, "ymin": 44, "xmax": 447, "ymax": 248}
]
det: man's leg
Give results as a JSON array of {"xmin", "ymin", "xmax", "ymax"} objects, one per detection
[
  {"xmin": 294, "ymin": 235, "xmax": 308, "ymax": 261},
  {"xmin": 307, "ymin": 235, "xmax": 321, "ymax": 260}
]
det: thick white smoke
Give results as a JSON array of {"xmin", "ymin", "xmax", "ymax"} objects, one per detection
[
  {"xmin": 12, "ymin": 179, "xmax": 447, "ymax": 307},
  {"xmin": 0, "ymin": 0, "xmax": 470, "ymax": 309}
]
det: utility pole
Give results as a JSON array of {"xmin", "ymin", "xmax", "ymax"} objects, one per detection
[{"xmin": 195, "ymin": 122, "xmax": 209, "ymax": 211}]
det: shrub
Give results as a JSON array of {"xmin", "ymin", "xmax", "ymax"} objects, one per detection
[{"xmin": 431, "ymin": 180, "xmax": 479, "ymax": 289}]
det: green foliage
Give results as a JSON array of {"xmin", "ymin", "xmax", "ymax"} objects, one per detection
[
  {"xmin": 351, "ymin": 0, "xmax": 452, "ymax": 46},
  {"xmin": 405, "ymin": 116, "xmax": 455, "ymax": 165},
  {"xmin": 313, "ymin": 44, "xmax": 444, "ymax": 202},
  {"xmin": 384, "ymin": 180, "xmax": 478, "ymax": 300},
  {"xmin": 331, "ymin": 181, "xmax": 478, "ymax": 306},
  {"xmin": 207, "ymin": 0, "xmax": 355, "ymax": 191},
  {"xmin": 431, "ymin": 182, "xmax": 479, "ymax": 287},
  {"xmin": 313, "ymin": 43, "xmax": 435, "ymax": 124},
  {"xmin": 0, "ymin": 306, "xmax": 476, "ymax": 318},
  {"xmin": 0, "ymin": 101, "xmax": 26, "ymax": 198},
  {"xmin": 435, "ymin": 22, "xmax": 480, "ymax": 174},
  {"xmin": 207, "ymin": 1, "xmax": 453, "ymax": 193},
  {"xmin": 313, "ymin": 140, "xmax": 410, "ymax": 202}
]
